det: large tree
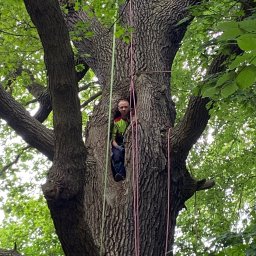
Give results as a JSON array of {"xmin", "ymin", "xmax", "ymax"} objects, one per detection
[{"xmin": 0, "ymin": 0, "xmax": 255, "ymax": 255}]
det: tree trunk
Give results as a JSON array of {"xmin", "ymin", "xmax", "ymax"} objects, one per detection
[
  {"xmin": 70, "ymin": 1, "xmax": 205, "ymax": 255},
  {"xmin": 20, "ymin": 0, "xmax": 212, "ymax": 255}
]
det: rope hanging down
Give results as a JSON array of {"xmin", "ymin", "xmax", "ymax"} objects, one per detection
[
  {"xmin": 129, "ymin": 2, "xmax": 172, "ymax": 255},
  {"xmin": 100, "ymin": 1, "xmax": 171, "ymax": 255},
  {"xmin": 165, "ymin": 128, "xmax": 172, "ymax": 255},
  {"xmin": 100, "ymin": 6, "xmax": 118, "ymax": 256},
  {"xmin": 129, "ymin": 1, "xmax": 141, "ymax": 256},
  {"xmin": 128, "ymin": 6, "xmax": 172, "ymax": 255},
  {"xmin": 129, "ymin": 1, "xmax": 172, "ymax": 254}
]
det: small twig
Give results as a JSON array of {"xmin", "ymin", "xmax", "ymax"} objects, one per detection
[
  {"xmin": 25, "ymin": 98, "xmax": 38, "ymax": 106},
  {"xmin": 79, "ymin": 81, "xmax": 99, "ymax": 92},
  {"xmin": 106, "ymin": 0, "xmax": 130, "ymax": 33},
  {"xmin": 194, "ymin": 192, "xmax": 199, "ymax": 241},
  {"xmin": 0, "ymin": 48, "xmax": 41, "ymax": 54},
  {"xmin": 165, "ymin": 250, "xmax": 173, "ymax": 256},
  {"xmin": 81, "ymin": 91, "xmax": 102, "ymax": 108},
  {"xmin": 0, "ymin": 146, "xmax": 31, "ymax": 174},
  {"xmin": 0, "ymin": 28, "xmax": 38, "ymax": 39}
]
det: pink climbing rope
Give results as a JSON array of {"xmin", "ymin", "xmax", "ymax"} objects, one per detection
[
  {"xmin": 129, "ymin": 1, "xmax": 172, "ymax": 255},
  {"xmin": 129, "ymin": 1, "xmax": 140, "ymax": 255},
  {"xmin": 165, "ymin": 128, "xmax": 172, "ymax": 255}
]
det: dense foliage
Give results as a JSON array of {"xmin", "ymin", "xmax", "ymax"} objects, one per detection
[
  {"xmin": 172, "ymin": 1, "xmax": 256, "ymax": 255},
  {"xmin": 0, "ymin": 0, "xmax": 255, "ymax": 255}
]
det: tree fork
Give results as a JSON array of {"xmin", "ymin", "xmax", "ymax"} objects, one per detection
[{"xmin": 22, "ymin": 0, "xmax": 216, "ymax": 255}]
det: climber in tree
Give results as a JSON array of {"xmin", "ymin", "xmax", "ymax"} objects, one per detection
[{"xmin": 111, "ymin": 98, "xmax": 130, "ymax": 182}]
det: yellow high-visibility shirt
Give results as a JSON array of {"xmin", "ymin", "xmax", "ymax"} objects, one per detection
[{"xmin": 112, "ymin": 117, "xmax": 129, "ymax": 145}]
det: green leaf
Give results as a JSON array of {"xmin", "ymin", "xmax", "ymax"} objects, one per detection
[
  {"xmin": 123, "ymin": 35, "xmax": 130, "ymax": 44},
  {"xmin": 216, "ymin": 71, "xmax": 235, "ymax": 87},
  {"xmin": 237, "ymin": 34, "xmax": 256, "ymax": 51},
  {"xmin": 75, "ymin": 64, "xmax": 85, "ymax": 72},
  {"xmin": 217, "ymin": 21, "xmax": 243, "ymax": 40},
  {"xmin": 218, "ymin": 21, "xmax": 238, "ymax": 30},
  {"xmin": 251, "ymin": 54, "xmax": 256, "ymax": 66},
  {"xmin": 221, "ymin": 82, "xmax": 239, "ymax": 98},
  {"xmin": 236, "ymin": 65, "xmax": 256, "ymax": 89},
  {"xmin": 202, "ymin": 85, "xmax": 219, "ymax": 98},
  {"xmin": 239, "ymin": 19, "xmax": 256, "ymax": 33},
  {"xmin": 85, "ymin": 31, "xmax": 94, "ymax": 38},
  {"xmin": 229, "ymin": 52, "xmax": 254, "ymax": 70},
  {"xmin": 218, "ymin": 28, "xmax": 243, "ymax": 40},
  {"xmin": 192, "ymin": 85, "xmax": 200, "ymax": 96}
]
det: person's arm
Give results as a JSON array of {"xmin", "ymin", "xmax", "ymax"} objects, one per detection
[
  {"xmin": 112, "ymin": 139, "xmax": 120, "ymax": 149},
  {"xmin": 111, "ymin": 121, "xmax": 125, "ymax": 151},
  {"xmin": 112, "ymin": 138, "xmax": 124, "ymax": 151},
  {"xmin": 112, "ymin": 131, "xmax": 124, "ymax": 151},
  {"xmin": 112, "ymin": 123, "xmax": 123, "ymax": 150}
]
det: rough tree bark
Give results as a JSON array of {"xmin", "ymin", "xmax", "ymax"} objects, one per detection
[
  {"xmin": 0, "ymin": 0, "xmax": 220, "ymax": 255},
  {"xmin": 0, "ymin": 249, "xmax": 21, "ymax": 256}
]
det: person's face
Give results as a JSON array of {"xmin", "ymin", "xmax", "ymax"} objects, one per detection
[{"xmin": 118, "ymin": 100, "xmax": 130, "ymax": 117}]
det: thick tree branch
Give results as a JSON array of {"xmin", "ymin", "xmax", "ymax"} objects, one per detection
[
  {"xmin": 1, "ymin": 67, "xmax": 52, "ymax": 123},
  {"xmin": 156, "ymin": 0, "xmax": 200, "ymax": 24},
  {"xmin": 27, "ymin": 79, "xmax": 98, "ymax": 123},
  {"xmin": 62, "ymin": 1, "xmax": 107, "ymax": 38},
  {"xmin": 172, "ymin": 96, "xmax": 210, "ymax": 160},
  {"xmin": 26, "ymin": 61, "xmax": 89, "ymax": 123},
  {"xmin": 62, "ymin": 4, "xmax": 112, "ymax": 86},
  {"xmin": 23, "ymin": 0, "xmax": 98, "ymax": 255},
  {"xmin": 172, "ymin": 0, "xmax": 255, "ymax": 157},
  {"xmin": 172, "ymin": 52, "xmax": 228, "ymax": 157},
  {"xmin": 23, "ymin": 0, "xmax": 85, "ymax": 198},
  {"xmin": 26, "ymin": 82, "xmax": 52, "ymax": 122},
  {"xmin": 0, "ymin": 84, "xmax": 54, "ymax": 160}
]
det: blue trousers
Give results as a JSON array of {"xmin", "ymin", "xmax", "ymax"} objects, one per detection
[{"xmin": 111, "ymin": 147, "xmax": 126, "ymax": 177}]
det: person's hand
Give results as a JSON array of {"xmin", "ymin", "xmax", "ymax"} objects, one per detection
[{"xmin": 117, "ymin": 145, "xmax": 125, "ymax": 152}]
